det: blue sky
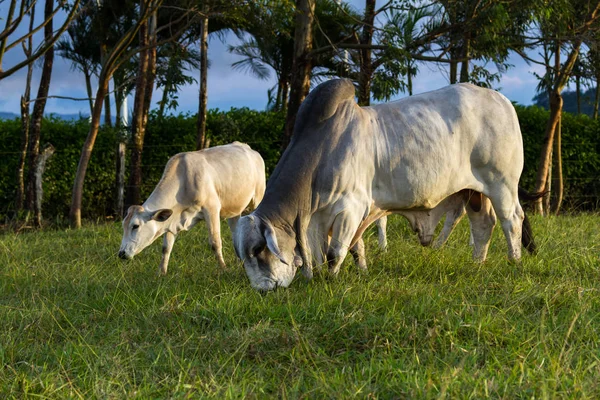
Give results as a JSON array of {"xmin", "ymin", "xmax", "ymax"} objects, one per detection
[{"xmin": 0, "ymin": 0, "xmax": 550, "ymax": 117}]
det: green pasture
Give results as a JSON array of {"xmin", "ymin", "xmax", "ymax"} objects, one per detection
[{"xmin": 1, "ymin": 215, "xmax": 599, "ymax": 398}]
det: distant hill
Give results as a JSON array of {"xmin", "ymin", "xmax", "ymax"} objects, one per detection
[
  {"xmin": 0, "ymin": 112, "xmax": 19, "ymax": 120},
  {"xmin": 532, "ymin": 87, "xmax": 598, "ymax": 116},
  {"xmin": 0, "ymin": 111, "xmax": 91, "ymax": 121}
]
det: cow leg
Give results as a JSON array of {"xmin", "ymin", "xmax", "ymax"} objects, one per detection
[
  {"xmin": 375, "ymin": 216, "xmax": 388, "ymax": 251},
  {"xmin": 465, "ymin": 196, "xmax": 496, "ymax": 262},
  {"xmin": 488, "ymin": 187, "xmax": 524, "ymax": 262},
  {"xmin": 226, "ymin": 216, "xmax": 240, "ymax": 236},
  {"xmin": 159, "ymin": 232, "xmax": 176, "ymax": 275},
  {"xmin": 327, "ymin": 212, "xmax": 362, "ymax": 276},
  {"xmin": 433, "ymin": 205, "xmax": 466, "ymax": 249},
  {"xmin": 203, "ymin": 206, "xmax": 227, "ymax": 269},
  {"xmin": 349, "ymin": 237, "xmax": 368, "ymax": 272}
]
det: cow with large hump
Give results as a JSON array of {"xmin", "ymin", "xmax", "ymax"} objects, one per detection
[
  {"xmin": 235, "ymin": 79, "xmax": 530, "ymax": 291},
  {"xmin": 119, "ymin": 142, "xmax": 265, "ymax": 274}
]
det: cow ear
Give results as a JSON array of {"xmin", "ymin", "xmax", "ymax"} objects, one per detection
[
  {"xmin": 152, "ymin": 209, "xmax": 173, "ymax": 222},
  {"xmin": 263, "ymin": 221, "xmax": 288, "ymax": 265},
  {"xmin": 293, "ymin": 255, "xmax": 303, "ymax": 268}
]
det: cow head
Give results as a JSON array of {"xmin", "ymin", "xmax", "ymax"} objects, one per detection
[
  {"xmin": 118, "ymin": 205, "xmax": 173, "ymax": 259},
  {"xmin": 234, "ymin": 215, "xmax": 302, "ymax": 291},
  {"xmin": 403, "ymin": 212, "xmax": 435, "ymax": 247}
]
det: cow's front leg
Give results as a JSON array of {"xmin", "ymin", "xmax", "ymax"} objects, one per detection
[
  {"xmin": 159, "ymin": 232, "xmax": 175, "ymax": 275},
  {"xmin": 433, "ymin": 205, "xmax": 466, "ymax": 249},
  {"xmin": 327, "ymin": 212, "xmax": 362, "ymax": 276},
  {"xmin": 349, "ymin": 237, "xmax": 368, "ymax": 272},
  {"xmin": 203, "ymin": 206, "xmax": 227, "ymax": 269}
]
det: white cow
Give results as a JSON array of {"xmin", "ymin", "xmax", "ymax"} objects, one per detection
[
  {"xmin": 119, "ymin": 142, "xmax": 265, "ymax": 274},
  {"xmin": 235, "ymin": 79, "xmax": 529, "ymax": 291},
  {"xmin": 374, "ymin": 186, "xmax": 543, "ymax": 253}
]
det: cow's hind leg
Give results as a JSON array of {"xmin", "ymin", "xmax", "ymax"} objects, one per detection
[
  {"xmin": 488, "ymin": 187, "xmax": 524, "ymax": 262},
  {"xmin": 203, "ymin": 206, "xmax": 227, "ymax": 269},
  {"xmin": 465, "ymin": 196, "xmax": 496, "ymax": 262},
  {"xmin": 375, "ymin": 216, "xmax": 388, "ymax": 251},
  {"xmin": 327, "ymin": 211, "xmax": 362, "ymax": 276}
]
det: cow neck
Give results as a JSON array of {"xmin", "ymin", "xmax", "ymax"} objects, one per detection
[
  {"xmin": 142, "ymin": 167, "xmax": 182, "ymax": 213},
  {"xmin": 255, "ymin": 139, "xmax": 324, "ymax": 233}
]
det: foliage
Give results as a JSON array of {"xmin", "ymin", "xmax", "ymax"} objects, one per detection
[
  {"xmin": 1, "ymin": 106, "xmax": 598, "ymax": 220},
  {"xmin": 516, "ymin": 104, "xmax": 600, "ymax": 209},
  {"xmin": 532, "ymin": 87, "xmax": 599, "ymax": 117},
  {"xmin": 0, "ymin": 109, "xmax": 285, "ymax": 220},
  {"xmin": 1, "ymin": 215, "xmax": 600, "ymax": 396}
]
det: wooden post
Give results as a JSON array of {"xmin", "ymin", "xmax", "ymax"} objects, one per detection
[{"xmin": 34, "ymin": 144, "xmax": 55, "ymax": 227}]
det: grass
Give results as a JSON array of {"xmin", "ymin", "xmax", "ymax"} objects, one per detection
[{"xmin": 1, "ymin": 214, "xmax": 600, "ymax": 398}]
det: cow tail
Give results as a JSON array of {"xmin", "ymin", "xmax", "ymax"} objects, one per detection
[
  {"xmin": 518, "ymin": 186, "xmax": 548, "ymax": 203},
  {"xmin": 521, "ymin": 212, "xmax": 536, "ymax": 254}
]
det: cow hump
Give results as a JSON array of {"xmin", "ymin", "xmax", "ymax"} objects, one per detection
[{"xmin": 294, "ymin": 79, "xmax": 356, "ymax": 135}]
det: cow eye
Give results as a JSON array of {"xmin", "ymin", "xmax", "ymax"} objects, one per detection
[{"xmin": 132, "ymin": 224, "xmax": 139, "ymax": 231}]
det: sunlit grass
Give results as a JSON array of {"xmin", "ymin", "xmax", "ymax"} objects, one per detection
[{"xmin": 1, "ymin": 214, "xmax": 599, "ymax": 398}]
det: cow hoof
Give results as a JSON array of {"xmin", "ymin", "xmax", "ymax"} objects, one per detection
[{"xmin": 301, "ymin": 265, "xmax": 313, "ymax": 280}]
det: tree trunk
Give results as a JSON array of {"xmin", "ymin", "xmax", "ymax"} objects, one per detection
[
  {"xmin": 275, "ymin": 78, "xmax": 283, "ymax": 111},
  {"xmin": 281, "ymin": 78, "xmax": 289, "ymax": 112},
  {"xmin": 459, "ymin": 34, "xmax": 470, "ymax": 83},
  {"xmin": 449, "ymin": 54, "xmax": 458, "ymax": 84},
  {"xmin": 115, "ymin": 93, "xmax": 128, "ymax": 218},
  {"xmin": 33, "ymin": 144, "xmax": 55, "ymax": 227},
  {"xmin": 357, "ymin": 0, "xmax": 376, "ymax": 106},
  {"xmin": 115, "ymin": 141, "xmax": 126, "ymax": 217},
  {"xmin": 576, "ymin": 73, "xmax": 581, "ymax": 114},
  {"xmin": 408, "ymin": 70, "xmax": 413, "ymax": 96},
  {"xmin": 550, "ymin": 113, "xmax": 563, "ymax": 214},
  {"xmin": 84, "ymin": 68, "xmax": 94, "ymax": 117},
  {"xmin": 17, "ymin": 7, "xmax": 35, "ymax": 212},
  {"xmin": 26, "ymin": 0, "xmax": 54, "ymax": 214},
  {"xmin": 594, "ymin": 80, "xmax": 599, "ymax": 120},
  {"xmin": 104, "ymin": 84, "xmax": 112, "ymax": 127},
  {"xmin": 282, "ymin": 0, "xmax": 315, "ymax": 150},
  {"xmin": 70, "ymin": 79, "xmax": 109, "ymax": 228},
  {"xmin": 196, "ymin": 11, "xmax": 209, "ymax": 150},
  {"xmin": 125, "ymin": 17, "xmax": 149, "ymax": 208}
]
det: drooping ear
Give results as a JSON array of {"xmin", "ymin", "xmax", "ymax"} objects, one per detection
[
  {"xmin": 152, "ymin": 209, "xmax": 173, "ymax": 222},
  {"xmin": 293, "ymin": 255, "xmax": 303, "ymax": 268},
  {"xmin": 236, "ymin": 215, "xmax": 265, "ymax": 259},
  {"xmin": 262, "ymin": 220, "xmax": 288, "ymax": 265}
]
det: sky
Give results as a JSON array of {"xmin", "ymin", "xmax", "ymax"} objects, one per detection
[{"xmin": 0, "ymin": 0, "xmax": 550, "ymax": 118}]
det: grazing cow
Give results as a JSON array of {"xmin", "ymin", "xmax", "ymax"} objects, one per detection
[
  {"xmin": 118, "ymin": 142, "xmax": 265, "ymax": 274},
  {"xmin": 235, "ymin": 79, "xmax": 529, "ymax": 291},
  {"xmin": 375, "ymin": 187, "xmax": 543, "ymax": 252}
]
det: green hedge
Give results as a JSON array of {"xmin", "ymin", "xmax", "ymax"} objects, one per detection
[
  {"xmin": 0, "ymin": 109, "xmax": 285, "ymax": 220},
  {"xmin": 517, "ymin": 105, "xmax": 600, "ymax": 210},
  {"xmin": 0, "ymin": 106, "xmax": 598, "ymax": 220}
]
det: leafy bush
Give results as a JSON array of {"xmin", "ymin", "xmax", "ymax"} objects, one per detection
[
  {"xmin": 0, "ymin": 105, "xmax": 598, "ymax": 220},
  {"xmin": 0, "ymin": 108, "xmax": 284, "ymax": 220},
  {"xmin": 516, "ymin": 105, "xmax": 600, "ymax": 210}
]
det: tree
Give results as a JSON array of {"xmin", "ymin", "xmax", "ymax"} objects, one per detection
[
  {"xmin": 70, "ymin": 0, "xmax": 196, "ymax": 227},
  {"xmin": 0, "ymin": 0, "xmax": 81, "ymax": 80},
  {"xmin": 56, "ymin": 5, "xmax": 101, "ymax": 116},
  {"xmin": 25, "ymin": 0, "xmax": 56, "ymax": 227},
  {"xmin": 523, "ymin": 0, "xmax": 600, "ymax": 215},
  {"xmin": 15, "ymin": 4, "xmax": 36, "ymax": 212},
  {"xmin": 282, "ymin": 0, "xmax": 315, "ymax": 149}
]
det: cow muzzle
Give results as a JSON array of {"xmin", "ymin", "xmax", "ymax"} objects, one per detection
[{"xmin": 118, "ymin": 250, "xmax": 131, "ymax": 260}]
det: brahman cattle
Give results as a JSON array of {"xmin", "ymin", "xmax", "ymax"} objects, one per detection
[
  {"xmin": 119, "ymin": 142, "xmax": 265, "ymax": 274},
  {"xmin": 235, "ymin": 79, "xmax": 530, "ymax": 291}
]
